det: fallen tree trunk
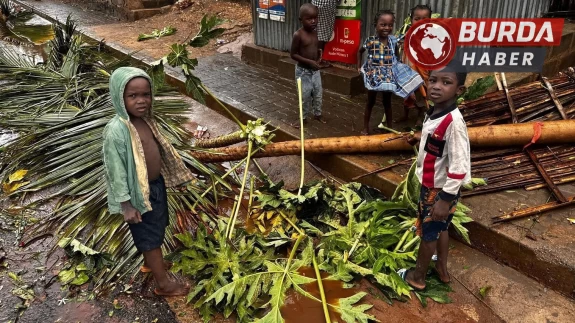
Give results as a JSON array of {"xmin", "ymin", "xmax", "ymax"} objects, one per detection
[{"xmin": 190, "ymin": 120, "xmax": 575, "ymax": 163}]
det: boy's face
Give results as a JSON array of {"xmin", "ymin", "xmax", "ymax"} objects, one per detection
[
  {"xmin": 412, "ymin": 8, "xmax": 431, "ymax": 23},
  {"xmin": 376, "ymin": 14, "xmax": 394, "ymax": 38},
  {"xmin": 300, "ymin": 8, "xmax": 318, "ymax": 31},
  {"xmin": 428, "ymin": 70, "xmax": 465, "ymax": 105},
  {"xmin": 124, "ymin": 77, "xmax": 152, "ymax": 118}
]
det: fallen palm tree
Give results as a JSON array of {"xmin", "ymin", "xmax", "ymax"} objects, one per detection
[{"xmin": 190, "ymin": 120, "xmax": 575, "ymax": 162}]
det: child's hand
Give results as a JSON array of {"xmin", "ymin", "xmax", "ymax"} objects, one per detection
[
  {"xmin": 430, "ymin": 199, "xmax": 450, "ymax": 221},
  {"xmin": 405, "ymin": 132, "xmax": 421, "ymax": 146},
  {"xmin": 121, "ymin": 202, "xmax": 142, "ymax": 224},
  {"xmin": 311, "ymin": 60, "xmax": 321, "ymax": 70}
]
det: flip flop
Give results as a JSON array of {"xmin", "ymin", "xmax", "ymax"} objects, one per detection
[{"xmin": 397, "ymin": 268, "xmax": 425, "ymax": 291}]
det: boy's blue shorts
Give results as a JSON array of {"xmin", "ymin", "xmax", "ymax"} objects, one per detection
[
  {"xmin": 415, "ymin": 186, "xmax": 459, "ymax": 242},
  {"xmin": 128, "ymin": 176, "xmax": 169, "ymax": 252}
]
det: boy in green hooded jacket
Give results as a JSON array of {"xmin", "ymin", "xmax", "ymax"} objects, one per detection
[{"xmin": 102, "ymin": 67, "xmax": 194, "ymax": 296}]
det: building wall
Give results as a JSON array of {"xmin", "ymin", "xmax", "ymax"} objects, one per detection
[
  {"xmin": 62, "ymin": 0, "xmax": 144, "ymax": 20},
  {"xmin": 253, "ymin": 0, "xmax": 553, "ymax": 52}
]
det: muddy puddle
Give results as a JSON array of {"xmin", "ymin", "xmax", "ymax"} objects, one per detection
[
  {"xmin": 281, "ymin": 267, "xmax": 356, "ymax": 323},
  {"xmin": 0, "ymin": 10, "xmax": 52, "ymax": 62}
]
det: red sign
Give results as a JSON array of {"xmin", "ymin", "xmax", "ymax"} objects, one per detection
[{"xmin": 322, "ymin": 19, "xmax": 361, "ymax": 65}]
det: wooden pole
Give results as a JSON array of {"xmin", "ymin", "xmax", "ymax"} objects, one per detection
[{"xmin": 189, "ymin": 120, "xmax": 575, "ymax": 163}]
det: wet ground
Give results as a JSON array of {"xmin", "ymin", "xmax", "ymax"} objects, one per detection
[{"xmin": 2, "ymin": 1, "xmax": 575, "ymax": 322}]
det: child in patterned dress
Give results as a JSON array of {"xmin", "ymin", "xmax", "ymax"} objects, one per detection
[
  {"xmin": 357, "ymin": 10, "xmax": 423, "ymax": 135},
  {"xmin": 395, "ymin": 4, "xmax": 439, "ymax": 127}
]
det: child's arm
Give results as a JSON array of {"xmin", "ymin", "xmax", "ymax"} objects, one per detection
[
  {"xmin": 357, "ymin": 46, "xmax": 365, "ymax": 73},
  {"xmin": 103, "ymin": 135, "xmax": 142, "ymax": 224},
  {"xmin": 290, "ymin": 32, "xmax": 320, "ymax": 70},
  {"xmin": 431, "ymin": 121, "xmax": 470, "ymax": 220}
]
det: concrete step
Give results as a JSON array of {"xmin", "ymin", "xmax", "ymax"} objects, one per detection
[
  {"xmin": 242, "ymin": 43, "xmax": 364, "ymax": 96},
  {"xmin": 277, "ymin": 57, "xmax": 364, "ymax": 96},
  {"xmin": 461, "ymin": 187, "xmax": 575, "ymax": 299},
  {"xmin": 448, "ymin": 240, "xmax": 575, "ymax": 322},
  {"xmin": 128, "ymin": 5, "xmax": 172, "ymax": 21},
  {"xmin": 141, "ymin": 0, "xmax": 174, "ymax": 9}
]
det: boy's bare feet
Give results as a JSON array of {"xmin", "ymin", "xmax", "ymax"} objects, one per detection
[
  {"xmin": 404, "ymin": 270, "xmax": 426, "ymax": 290},
  {"xmin": 154, "ymin": 280, "xmax": 190, "ymax": 297},
  {"xmin": 434, "ymin": 265, "xmax": 451, "ymax": 284},
  {"xmin": 360, "ymin": 129, "xmax": 370, "ymax": 136},
  {"xmin": 141, "ymin": 260, "xmax": 172, "ymax": 273},
  {"xmin": 314, "ymin": 115, "xmax": 327, "ymax": 123}
]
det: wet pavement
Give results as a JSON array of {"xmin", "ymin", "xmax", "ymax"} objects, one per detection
[
  {"xmin": 5, "ymin": 0, "xmax": 575, "ymax": 322},
  {"xmin": 13, "ymin": 0, "xmax": 413, "ymax": 140}
]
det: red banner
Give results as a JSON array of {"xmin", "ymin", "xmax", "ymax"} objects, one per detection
[{"xmin": 322, "ymin": 19, "xmax": 361, "ymax": 64}]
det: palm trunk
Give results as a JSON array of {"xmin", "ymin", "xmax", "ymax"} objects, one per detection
[
  {"xmin": 195, "ymin": 130, "xmax": 244, "ymax": 148},
  {"xmin": 190, "ymin": 120, "xmax": 575, "ymax": 163}
]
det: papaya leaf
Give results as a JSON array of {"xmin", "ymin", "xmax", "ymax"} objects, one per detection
[
  {"xmin": 414, "ymin": 276, "xmax": 453, "ymax": 307},
  {"xmin": 71, "ymin": 272, "xmax": 90, "ymax": 285},
  {"xmin": 58, "ymin": 268, "xmax": 76, "ymax": 284},
  {"xmin": 337, "ymin": 292, "xmax": 378, "ymax": 323}
]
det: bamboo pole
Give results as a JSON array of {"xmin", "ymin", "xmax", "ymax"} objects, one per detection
[
  {"xmin": 541, "ymin": 76, "xmax": 569, "ymax": 120},
  {"xmin": 492, "ymin": 198, "xmax": 575, "ymax": 223},
  {"xmin": 190, "ymin": 120, "xmax": 575, "ymax": 163}
]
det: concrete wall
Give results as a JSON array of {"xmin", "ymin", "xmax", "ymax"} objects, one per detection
[{"xmin": 60, "ymin": 0, "xmax": 136, "ymax": 19}]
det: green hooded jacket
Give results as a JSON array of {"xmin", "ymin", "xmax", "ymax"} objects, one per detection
[{"xmin": 102, "ymin": 67, "xmax": 194, "ymax": 215}]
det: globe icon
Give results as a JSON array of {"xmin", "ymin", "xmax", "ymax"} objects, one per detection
[{"xmin": 406, "ymin": 21, "xmax": 455, "ymax": 69}]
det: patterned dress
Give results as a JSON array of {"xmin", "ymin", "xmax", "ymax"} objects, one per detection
[
  {"xmin": 361, "ymin": 35, "xmax": 423, "ymax": 99},
  {"xmin": 312, "ymin": 0, "xmax": 338, "ymax": 42}
]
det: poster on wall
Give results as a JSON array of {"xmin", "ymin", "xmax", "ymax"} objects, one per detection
[
  {"xmin": 322, "ymin": 0, "xmax": 362, "ymax": 64},
  {"xmin": 257, "ymin": 0, "xmax": 269, "ymax": 19},
  {"xmin": 269, "ymin": 0, "xmax": 286, "ymax": 22},
  {"xmin": 335, "ymin": 0, "xmax": 361, "ymax": 20}
]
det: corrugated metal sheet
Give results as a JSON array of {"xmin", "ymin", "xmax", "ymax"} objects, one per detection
[{"xmin": 253, "ymin": 0, "xmax": 552, "ymax": 52}]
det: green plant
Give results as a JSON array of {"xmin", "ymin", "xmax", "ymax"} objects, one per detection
[
  {"xmin": 137, "ymin": 26, "xmax": 177, "ymax": 41},
  {"xmin": 0, "ymin": 17, "xmax": 232, "ymax": 291}
]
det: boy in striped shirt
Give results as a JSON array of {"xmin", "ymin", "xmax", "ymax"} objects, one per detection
[{"xmin": 402, "ymin": 63, "xmax": 470, "ymax": 290}]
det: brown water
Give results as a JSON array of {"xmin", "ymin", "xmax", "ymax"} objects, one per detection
[{"xmin": 282, "ymin": 267, "xmax": 357, "ymax": 323}]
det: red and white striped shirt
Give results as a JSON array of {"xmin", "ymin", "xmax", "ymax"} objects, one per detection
[{"xmin": 416, "ymin": 105, "xmax": 471, "ymax": 201}]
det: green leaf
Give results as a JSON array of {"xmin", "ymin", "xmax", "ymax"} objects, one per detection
[
  {"xmin": 71, "ymin": 272, "xmax": 90, "ymax": 285},
  {"xmin": 76, "ymin": 262, "xmax": 88, "ymax": 271},
  {"xmin": 8, "ymin": 272, "xmax": 23, "ymax": 284},
  {"xmin": 69, "ymin": 239, "xmax": 99, "ymax": 256},
  {"xmin": 336, "ymin": 292, "xmax": 378, "ymax": 323},
  {"xmin": 414, "ymin": 276, "xmax": 453, "ymax": 307},
  {"xmin": 12, "ymin": 287, "xmax": 35, "ymax": 301},
  {"xmin": 58, "ymin": 268, "xmax": 76, "ymax": 284},
  {"xmin": 185, "ymin": 74, "xmax": 205, "ymax": 104},
  {"xmin": 479, "ymin": 285, "xmax": 492, "ymax": 299}
]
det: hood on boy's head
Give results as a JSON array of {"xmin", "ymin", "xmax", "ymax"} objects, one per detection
[{"xmin": 109, "ymin": 67, "xmax": 154, "ymax": 119}]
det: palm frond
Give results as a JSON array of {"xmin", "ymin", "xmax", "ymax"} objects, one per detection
[{"xmin": 0, "ymin": 27, "xmax": 234, "ymax": 290}]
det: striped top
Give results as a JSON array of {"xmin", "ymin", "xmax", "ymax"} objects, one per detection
[{"xmin": 416, "ymin": 104, "xmax": 471, "ymax": 201}]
